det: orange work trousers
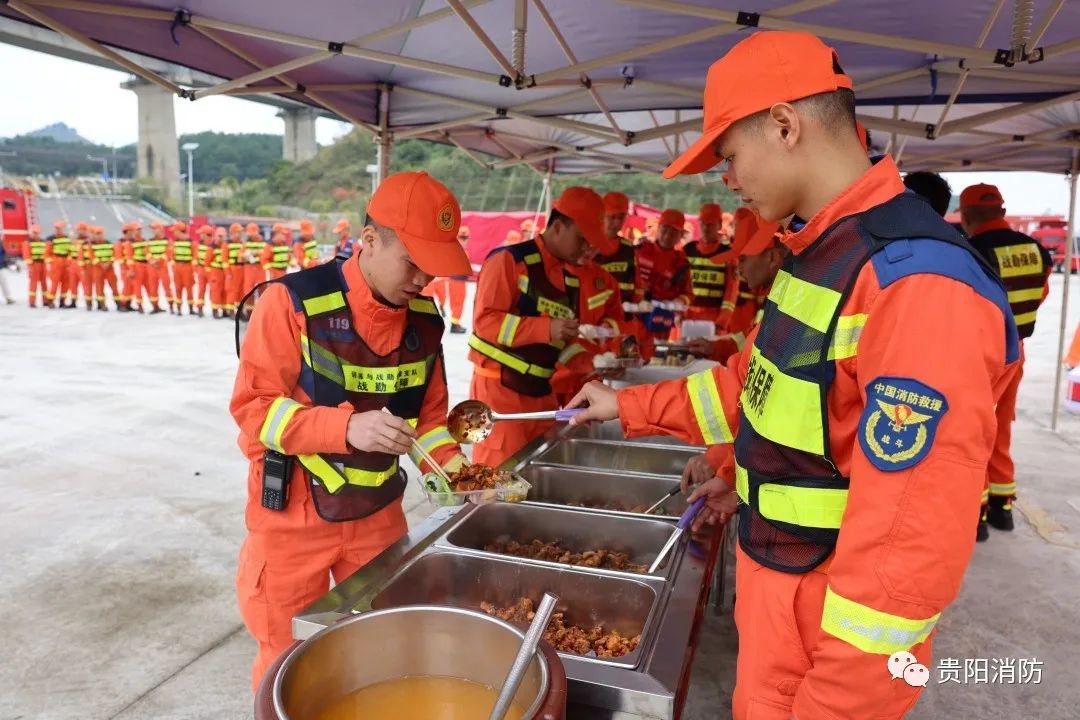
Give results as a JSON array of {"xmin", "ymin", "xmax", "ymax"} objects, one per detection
[
  {"xmin": 67, "ymin": 260, "xmax": 84, "ymax": 302},
  {"xmin": 90, "ymin": 264, "xmax": 118, "ymax": 305},
  {"xmin": 146, "ymin": 261, "xmax": 171, "ymax": 307},
  {"xmin": 731, "ymin": 546, "xmax": 927, "ymax": 720},
  {"xmin": 206, "ymin": 268, "xmax": 226, "ymax": 311},
  {"xmin": 172, "ymin": 262, "xmax": 195, "ymax": 308},
  {"xmin": 428, "ymin": 277, "xmax": 468, "ymax": 324},
  {"xmin": 266, "ymin": 268, "xmax": 286, "ymax": 282},
  {"xmin": 225, "ymin": 266, "xmax": 245, "ymax": 311},
  {"xmin": 48, "ymin": 257, "xmax": 72, "ymax": 304},
  {"xmin": 243, "ymin": 263, "xmax": 264, "ymax": 299},
  {"xmin": 987, "ymin": 342, "xmax": 1023, "ymax": 500},
  {"xmin": 469, "ymin": 372, "xmax": 555, "ymax": 467},
  {"xmin": 125, "ymin": 263, "xmax": 150, "ymax": 308},
  {"xmin": 26, "ymin": 261, "xmax": 47, "ymax": 306},
  {"xmin": 237, "ymin": 489, "xmax": 407, "ymax": 691}
]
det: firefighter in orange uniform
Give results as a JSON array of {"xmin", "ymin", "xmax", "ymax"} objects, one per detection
[
  {"xmin": 231, "ymin": 171, "xmax": 472, "ymax": 691},
  {"xmin": 225, "ymin": 223, "xmax": 245, "ymax": 316},
  {"xmin": 426, "ymin": 225, "xmax": 471, "ymax": 334},
  {"xmin": 113, "ymin": 224, "xmax": 133, "ymax": 312},
  {"xmin": 22, "ymin": 224, "xmax": 48, "ymax": 307},
  {"xmin": 723, "ymin": 208, "xmax": 772, "ymax": 337},
  {"xmin": 122, "ymin": 222, "xmax": 148, "ymax": 313},
  {"xmin": 333, "ymin": 218, "xmax": 356, "ymax": 259},
  {"xmin": 203, "ymin": 226, "xmax": 228, "ymax": 318},
  {"xmin": 293, "ymin": 219, "xmax": 320, "ymax": 269},
  {"xmin": 192, "ymin": 224, "xmax": 214, "ymax": 316},
  {"xmin": 468, "ymin": 187, "xmax": 616, "ymax": 467},
  {"xmin": 45, "ymin": 220, "xmax": 74, "ymax": 308},
  {"xmin": 88, "ymin": 226, "xmax": 119, "ymax": 311},
  {"xmin": 145, "ymin": 221, "xmax": 171, "ymax": 313},
  {"xmin": 262, "ymin": 224, "xmax": 292, "ymax": 281},
  {"xmin": 168, "ymin": 222, "xmax": 197, "ymax": 315},
  {"xmin": 684, "ymin": 202, "xmax": 738, "ymax": 326},
  {"xmin": 636, "ymin": 208, "xmax": 693, "ymax": 339},
  {"xmin": 567, "ymin": 31, "xmax": 1019, "ymax": 720},
  {"xmin": 242, "ymin": 223, "xmax": 266, "ymax": 301},
  {"xmin": 959, "ymin": 183, "xmax": 1053, "ymax": 538},
  {"xmin": 596, "ymin": 192, "xmax": 640, "ymax": 305},
  {"xmin": 72, "ymin": 221, "xmax": 93, "ymax": 308}
]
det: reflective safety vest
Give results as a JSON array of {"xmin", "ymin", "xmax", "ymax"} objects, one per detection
[
  {"xmin": 268, "ymin": 243, "xmax": 291, "ymax": 270},
  {"xmin": 260, "ymin": 260, "xmax": 444, "ymax": 522},
  {"xmin": 208, "ymin": 244, "xmax": 224, "ymax": 270},
  {"xmin": 172, "ymin": 239, "xmax": 194, "ymax": 263},
  {"xmin": 26, "ymin": 239, "xmax": 47, "ymax": 261},
  {"xmin": 732, "ymin": 193, "xmax": 1004, "ymax": 573},
  {"xmin": 969, "ymin": 227, "xmax": 1051, "ymax": 339},
  {"xmin": 468, "ymin": 239, "xmax": 578, "ymax": 397},
  {"xmin": 91, "ymin": 241, "xmax": 115, "ymax": 264},
  {"xmin": 302, "ymin": 238, "xmax": 319, "ymax": 262},
  {"xmin": 49, "ymin": 235, "xmax": 72, "ymax": 258},
  {"xmin": 684, "ymin": 240, "xmax": 730, "ymax": 308},
  {"xmin": 244, "ymin": 238, "xmax": 266, "ymax": 264},
  {"xmin": 147, "ymin": 237, "xmax": 169, "ymax": 260},
  {"xmin": 598, "ymin": 236, "xmax": 638, "ymax": 303},
  {"xmin": 227, "ymin": 241, "xmax": 244, "ymax": 265},
  {"xmin": 131, "ymin": 239, "xmax": 147, "ymax": 262}
]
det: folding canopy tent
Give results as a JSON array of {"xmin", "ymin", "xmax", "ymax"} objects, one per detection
[{"xmin": 1, "ymin": 0, "xmax": 1078, "ymax": 423}]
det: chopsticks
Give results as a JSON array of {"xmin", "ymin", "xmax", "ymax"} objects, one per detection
[{"xmin": 381, "ymin": 408, "xmax": 453, "ymax": 484}]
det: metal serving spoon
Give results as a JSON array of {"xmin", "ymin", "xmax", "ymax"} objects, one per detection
[
  {"xmin": 447, "ymin": 399, "xmax": 584, "ymax": 444},
  {"xmin": 487, "ymin": 592, "xmax": 559, "ymax": 720}
]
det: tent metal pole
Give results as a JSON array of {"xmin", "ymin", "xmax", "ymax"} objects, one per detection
[
  {"xmin": 223, "ymin": 85, "xmax": 295, "ymax": 96},
  {"xmin": 1051, "ymin": 150, "xmax": 1079, "ymax": 431},
  {"xmin": 192, "ymin": 51, "xmax": 334, "ymax": 100},
  {"xmin": 393, "ymin": 113, "xmax": 493, "ymax": 140},
  {"xmin": 905, "ymin": 122, "xmax": 1080, "ymax": 166},
  {"xmin": 376, "ymin": 86, "xmax": 391, "ymax": 188},
  {"xmin": 18, "ymin": 0, "xmax": 171, "ymax": 20},
  {"xmin": 856, "ymin": 68, "xmax": 928, "ymax": 94},
  {"xmin": 9, "ymin": 0, "xmax": 184, "ymax": 95},
  {"xmin": 444, "ymin": 133, "xmax": 493, "ymax": 168},
  {"xmin": 931, "ymin": 0, "xmax": 1006, "ymax": 137},
  {"xmin": 513, "ymin": 0, "xmax": 528, "ymax": 76},
  {"xmin": 1030, "ymin": 0, "xmax": 1066, "ymax": 47},
  {"xmin": 447, "ymin": 0, "xmax": 516, "ymax": 76},
  {"xmin": 933, "ymin": 63, "xmax": 1080, "ymax": 89},
  {"xmin": 937, "ymin": 90, "xmax": 1080, "ymax": 136}
]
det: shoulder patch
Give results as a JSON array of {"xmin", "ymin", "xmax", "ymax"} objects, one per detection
[{"xmin": 859, "ymin": 376, "xmax": 948, "ymax": 472}]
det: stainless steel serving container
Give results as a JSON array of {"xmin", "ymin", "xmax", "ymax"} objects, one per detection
[
  {"xmin": 531, "ymin": 438, "xmax": 700, "ymax": 478},
  {"xmin": 438, "ymin": 502, "xmax": 678, "ymax": 576},
  {"xmin": 516, "ymin": 464, "xmax": 689, "ymax": 518}
]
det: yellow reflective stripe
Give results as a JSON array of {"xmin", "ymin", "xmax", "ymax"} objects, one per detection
[
  {"xmin": 1007, "ymin": 287, "xmax": 1043, "ymax": 304},
  {"xmin": 770, "ymin": 269, "xmax": 841, "ymax": 333},
  {"xmin": 618, "ymin": 282, "xmax": 635, "ymax": 291},
  {"xmin": 980, "ymin": 487, "xmax": 990, "ymax": 504},
  {"xmin": 523, "ymin": 253, "xmax": 541, "ymax": 264},
  {"xmin": 1013, "ymin": 309, "xmax": 1037, "ymax": 326},
  {"xmin": 686, "ymin": 369, "xmax": 733, "ymax": 444},
  {"xmin": 586, "ymin": 289, "xmax": 613, "ymax": 310},
  {"xmin": 742, "ymin": 346, "xmax": 824, "ymax": 455},
  {"xmin": 735, "ymin": 464, "xmax": 749, "ymax": 502},
  {"xmin": 564, "ymin": 275, "xmax": 580, "ymax": 287},
  {"xmin": 558, "ymin": 342, "xmax": 587, "ymax": 365},
  {"xmin": 517, "ymin": 275, "xmax": 530, "ymax": 294},
  {"xmin": 408, "ymin": 297, "xmax": 440, "ymax": 315},
  {"xmin": 830, "ymin": 313, "xmax": 867, "ymax": 361},
  {"xmin": 301, "ymin": 334, "xmax": 428, "ymax": 392},
  {"xmin": 604, "ymin": 261, "xmax": 629, "ymax": 273},
  {"xmin": 758, "ymin": 484, "xmax": 847, "ymax": 529},
  {"xmin": 468, "ymin": 335, "xmax": 555, "ymax": 378},
  {"xmin": 302, "ymin": 291, "xmax": 346, "ymax": 316},
  {"xmin": 821, "ymin": 586, "xmax": 940, "ymax": 655},
  {"xmin": 297, "ymin": 454, "xmax": 399, "ymax": 492},
  {"xmin": 692, "ymin": 287, "xmax": 725, "ymax": 297},
  {"xmin": 731, "ymin": 332, "xmax": 747, "ymax": 350},
  {"xmin": 721, "ymin": 301, "xmax": 736, "ymax": 311},
  {"xmin": 993, "ymin": 243, "xmax": 1044, "ymax": 278},
  {"xmin": 259, "ymin": 397, "xmax": 304, "ymax": 452},
  {"xmin": 688, "ymin": 256, "xmax": 725, "ymax": 267},
  {"xmin": 301, "ymin": 335, "xmax": 347, "ymax": 385},
  {"xmin": 498, "ymin": 314, "xmax": 522, "ymax": 345},
  {"xmin": 408, "ymin": 425, "xmax": 455, "ymax": 467},
  {"xmin": 989, "ymin": 481, "xmax": 1016, "ymax": 496},
  {"xmin": 536, "ymin": 296, "xmax": 575, "ymax": 319},
  {"xmin": 604, "ymin": 318, "xmax": 620, "ymax": 331}
]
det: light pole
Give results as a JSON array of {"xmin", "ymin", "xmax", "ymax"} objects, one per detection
[
  {"xmin": 87, "ymin": 154, "xmax": 108, "ymax": 180},
  {"xmin": 366, "ymin": 163, "xmax": 379, "ymax": 193},
  {"xmin": 181, "ymin": 142, "xmax": 199, "ymax": 218}
]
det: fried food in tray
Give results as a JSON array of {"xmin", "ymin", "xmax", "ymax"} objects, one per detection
[
  {"xmin": 447, "ymin": 463, "xmax": 501, "ymax": 492},
  {"xmin": 480, "ymin": 597, "xmax": 641, "ymax": 659},
  {"xmin": 484, "ymin": 538, "xmax": 647, "ymax": 574},
  {"xmin": 421, "ymin": 464, "xmax": 531, "ymax": 506},
  {"xmin": 566, "ymin": 499, "xmax": 669, "ymax": 516}
]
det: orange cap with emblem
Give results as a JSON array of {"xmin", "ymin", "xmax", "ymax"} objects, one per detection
[
  {"xmin": 717, "ymin": 207, "xmax": 781, "ymax": 261},
  {"xmin": 246, "ymin": 223, "xmax": 260, "ymax": 235},
  {"xmin": 664, "ymin": 31, "xmax": 852, "ymax": 178},
  {"xmin": 603, "ymin": 191, "xmax": 630, "ymax": 215},
  {"xmin": 366, "ymin": 171, "xmax": 471, "ymax": 277},
  {"xmin": 959, "ymin": 183, "xmax": 1005, "ymax": 209},
  {"xmin": 229, "ymin": 222, "xmax": 243, "ymax": 234},
  {"xmin": 553, "ymin": 186, "xmax": 615, "ymax": 254},
  {"xmin": 699, "ymin": 203, "xmax": 722, "ymax": 225},
  {"xmin": 659, "ymin": 208, "xmax": 686, "ymax": 229}
]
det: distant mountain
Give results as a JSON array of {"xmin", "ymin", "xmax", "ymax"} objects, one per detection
[{"xmin": 23, "ymin": 122, "xmax": 93, "ymax": 144}]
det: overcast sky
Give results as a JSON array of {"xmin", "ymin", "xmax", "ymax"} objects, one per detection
[{"xmin": 0, "ymin": 43, "xmax": 1074, "ymax": 217}]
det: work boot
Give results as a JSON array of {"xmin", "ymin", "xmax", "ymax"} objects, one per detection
[
  {"xmin": 5, "ymin": 299, "xmax": 14, "ymax": 305},
  {"xmin": 169, "ymin": 302, "xmax": 177, "ymax": 314},
  {"xmin": 151, "ymin": 305, "xmax": 165, "ymax": 314},
  {"xmin": 98, "ymin": 304, "xmax": 108, "ymax": 312},
  {"xmin": 450, "ymin": 323, "xmax": 467, "ymax": 334},
  {"xmin": 988, "ymin": 496, "xmax": 1015, "ymax": 532},
  {"xmin": 86, "ymin": 301, "xmax": 93, "ymax": 311},
  {"xmin": 976, "ymin": 505, "xmax": 989, "ymax": 542},
  {"xmin": 189, "ymin": 307, "xmax": 198, "ymax": 316}
]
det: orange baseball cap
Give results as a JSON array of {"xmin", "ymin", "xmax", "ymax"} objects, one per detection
[
  {"xmin": 199, "ymin": 224, "xmax": 213, "ymax": 236},
  {"xmin": 603, "ymin": 191, "xmax": 630, "ymax": 215},
  {"xmin": 505, "ymin": 229, "xmax": 522, "ymax": 244},
  {"xmin": 699, "ymin": 203, "xmax": 722, "ymax": 224},
  {"xmin": 552, "ymin": 186, "xmax": 615, "ymax": 254},
  {"xmin": 659, "ymin": 208, "xmax": 686, "ymax": 229},
  {"xmin": 959, "ymin": 183, "xmax": 1005, "ymax": 209},
  {"xmin": 271, "ymin": 222, "xmax": 285, "ymax": 233},
  {"xmin": 53, "ymin": 219, "xmax": 66, "ymax": 228},
  {"xmin": 150, "ymin": 220, "xmax": 164, "ymax": 229},
  {"xmin": 75, "ymin": 221, "xmax": 88, "ymax": 231},
  {"xmin": 30, "ymin": 224, "xmax": 42, "ymax": 233},
  {"xmin": 333, "ymin": 218, "xmax": 350, "ymax": 233},
  {"xmin": 366, "ymin": 171, "xmax": 471, "ymax": 277},
  {"xmin": 215, "ymin": 226, "xmax": 227, "ymax": 237},
  {"xmin": 300, "ymin": 219, "xmax": 315, "ymax": 233},
  {"xmin": 246, "ymin": 223, "xmax": 260, "ymax": 235},
  {"xmin": 718, "ymin": 208, "xmax": 781, "ymax": 260},
  {"xmin": 229, "ymin": 222, "xmax": 243, "ymax": 234},
  {"xmin": 172, "ymin": 221, "xmax": 187, "ymax": 233},
  {"xmin": 664, "ymin": 31, "xmax": 852, "ymax": 178}
]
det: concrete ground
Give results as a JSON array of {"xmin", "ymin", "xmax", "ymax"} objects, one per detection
[{"xmin": 1, "ymin": 268, "xmax": 1078, "ymax": 720}]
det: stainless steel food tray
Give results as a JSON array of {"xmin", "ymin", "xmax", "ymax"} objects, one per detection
[{"xmin": 517, "ymin": 464, "xmax": 689, "ymax": 519}]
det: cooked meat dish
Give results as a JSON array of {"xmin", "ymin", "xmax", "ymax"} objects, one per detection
[
  {"xmin": 447, "ymin": 464, "xmax": 501, "ymax": 492},
  {"xmin": 484, "ymin": 538, "xmax": 647, "ymax": 574},
  {"xmin": 566, "ymin": 500, "xmax": 666, "ymax": 515},
  {"xmin": 480, "ymin": 597, "xmax": 640, "ymax": 658}
]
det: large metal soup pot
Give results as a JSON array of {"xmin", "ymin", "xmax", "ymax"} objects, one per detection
[{"xmin": 254, "ymin": 605, "xmax": 567, "ymax": 720}]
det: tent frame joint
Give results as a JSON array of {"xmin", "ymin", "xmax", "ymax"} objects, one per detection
[
  {"xmin": 736, "ymin": 10, "xmax": 761, "ymax": 27},
  {"xmin": 516, "ymin": 73, "xmax": 536, "ymax": 89},
  {"xmin": 327, "ymin": 41, "xmax": 344, "ymax": 55},
  {"xmin": 172, "ymin": 9, "xmax": 190, "ymax": 27},
  {"xmin": 499, "ymin": 74, "xmax": 513, "ymax": 87}
]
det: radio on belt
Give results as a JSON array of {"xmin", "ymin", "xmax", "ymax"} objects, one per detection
[{"xmin": 261, "ymin": 450, "xmax": 292, "ymax": 511}]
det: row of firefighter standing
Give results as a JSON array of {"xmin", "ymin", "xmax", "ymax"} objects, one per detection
[{"xmin": 20, "ymin": 217, "xmax": 352, "ymax": 317}]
